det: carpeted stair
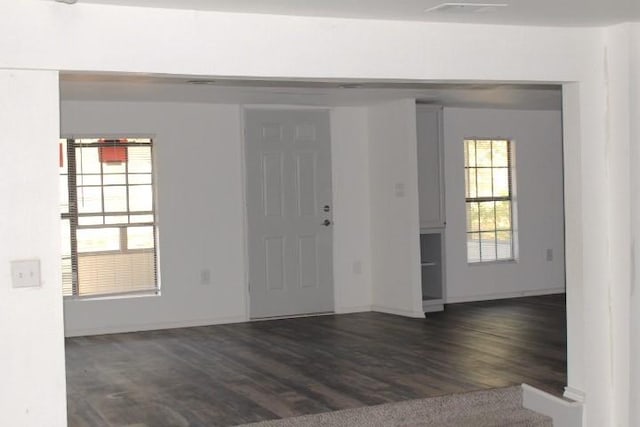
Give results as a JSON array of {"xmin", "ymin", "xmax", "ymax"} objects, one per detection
[{"xmin": 237, "ymin": 385, "xmax": 552, "ymax": 426}]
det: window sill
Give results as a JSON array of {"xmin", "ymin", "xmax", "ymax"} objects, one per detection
[
  {"xmin": 64, "ymin": 291, "xmax": 160, "ymax": 302},
  {"xmin": 467, "ymin": 259, "xmax": 518, "ymax": 266}
]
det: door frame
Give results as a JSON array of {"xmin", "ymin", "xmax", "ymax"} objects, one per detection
[{"xmin": 240, "ymin": 105, "xmax": 335, "ymax": 320}]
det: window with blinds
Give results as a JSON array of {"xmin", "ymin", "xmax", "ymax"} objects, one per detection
[
  {"xmin": 60, "ymin": 138, "xmax": 159, "ymax": 297},
  {"xmin": 464, "ymin": 139, "xmax": 516, "ymax": 263}
]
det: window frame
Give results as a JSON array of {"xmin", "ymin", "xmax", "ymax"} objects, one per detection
[
  {"xmin": 463, "ymin": 138, "xmax": 517, "ymax": 264},
  {"xmin": 60, "ymin": 136, "xmax": 159, "ymax": 298}
]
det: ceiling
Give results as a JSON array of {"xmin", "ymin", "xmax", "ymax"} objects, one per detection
[
  {"xmin": 64, "ymin": 0, "xmax": 639, "ymax": 27},
  {"xmin": 60, "ymin": 74, "xmax": 562, "ymax": 110}
]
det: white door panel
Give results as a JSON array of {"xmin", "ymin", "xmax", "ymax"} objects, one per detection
[{"xmin": 245, "ymin": 109, "xmax": 333, "ymax": 318}]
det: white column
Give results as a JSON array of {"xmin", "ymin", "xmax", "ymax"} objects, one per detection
[
  {"xmin": 578, "ymin": 24, "xmax": 634, "ymax": 427},
  {"xmin": 368, "ymin": 99, "xmax": 423, "ymax": 317},
  {"xmin": 604, "ymin": 25, "xmax": 632, "ymax": 427},
  {"xmin": 629, "ymin": 23, "xmax": 640, "ymax": 427},
  {"xmin": 0, "ymin": 70, "xmax": 66, "ymax": 426},
  {"xmin": 562, "ymin": 83, "xmax": 586, "ymax": 403}
]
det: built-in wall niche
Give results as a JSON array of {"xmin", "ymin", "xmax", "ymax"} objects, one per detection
[{"xmin": 416, "ymin": 104, "xmax": 446, "ymax": 313}]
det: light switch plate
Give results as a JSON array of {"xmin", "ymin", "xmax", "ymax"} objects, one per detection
[
  {"xmin": 11, "ymin": 259, "xmax": 41, "ymax": 288},
  {"xmin": 546, "ymin": 249, "xmax": 553, "ymax": 262}
]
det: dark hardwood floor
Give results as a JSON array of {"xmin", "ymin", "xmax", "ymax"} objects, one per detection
[{"xmin": 65, "ymin": 294, "xmax": 566, "ymax": 427}]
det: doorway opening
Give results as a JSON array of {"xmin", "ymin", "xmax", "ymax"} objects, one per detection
[{"xmin": 59, "ymin": 73, "xmax": 568, "ymax": 424}]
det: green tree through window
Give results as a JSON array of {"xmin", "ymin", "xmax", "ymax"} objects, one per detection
[{"xmin": 464, "ymin": 139, "xmax": 515, "ymax": 263}]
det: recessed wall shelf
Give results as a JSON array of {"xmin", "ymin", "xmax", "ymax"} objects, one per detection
[
  {"xmin": 420, "ymin": 232, "xmax": 445, "ymax": 313},
  {"xmin": 416, "ymin": 104, "xmax": 446, "ymax": 314}
]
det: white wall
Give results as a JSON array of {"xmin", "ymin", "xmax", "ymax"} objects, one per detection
[
  {"xmin": 443, "ymin": 108, "xmax": 565, "ymax": 302},
  {"xmin": 331, "ymin": 107, "xmax": 373, "ymax": 312},
  {"xmin": 0, "ymin": 70, "xmax": 67, "ymax": 426},
  {"xmin": 0, "ymin": 1, "xmax": 629, "ymax": 425},
  {"xmin": 61, "ymin": 101, "xmax": 375, "ymax": 334},
  {"xmin": 368, "ymin": 100, "xmax": 423, "ymax": 317},
  {"xmin": 61, "ymin": 101, "xmax": 248, "ymax": 335},
  {"xmin": 1, "ymin": 2, "xmax": 594, "ymax": 82}
]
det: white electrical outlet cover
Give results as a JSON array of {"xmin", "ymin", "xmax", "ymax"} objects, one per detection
[{"xmin": 11, "ymin": 259, "xmax": 41, "ymax": 288}]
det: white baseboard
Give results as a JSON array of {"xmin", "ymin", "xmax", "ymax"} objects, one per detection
[
  {"xmin": 64, "ymin": 315, "xmax": 247, "ymax": 337},
  {"xmin": 371, "ymin": 305, "xmax": 425, "ymax": 318},
  {"xmin": 446, "ymin": 287, "xmax": 565, "ymax": 304},
  {"xmin": 522, "ymin": 384, "xmax": 583, "ymax": 427},
  {"xmin": 335, "ymin": 305, "xmax": 372, "ymax": 314},
  {"xmin": 563, "ymin": 386, "xmax": 586, "ymax": 403}
]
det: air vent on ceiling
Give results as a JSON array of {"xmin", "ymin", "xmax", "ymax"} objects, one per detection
[{"xmin": 425, "ymin": 3, "xmax": 508, "ymax": 14}]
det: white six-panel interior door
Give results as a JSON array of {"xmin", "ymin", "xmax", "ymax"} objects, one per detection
[{"xmin": 245, "ymin": 109, "xmax": 334, "ymax": 318}]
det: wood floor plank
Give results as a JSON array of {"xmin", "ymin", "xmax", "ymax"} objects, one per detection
[{"xmin": 66, "ymin": 294, "xmax": 567, "ymax": 426}]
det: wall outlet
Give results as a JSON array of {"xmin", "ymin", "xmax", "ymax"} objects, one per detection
[
  {"xmin": 546, "ymin": 249, "xmax": 553, "ymax": 262},
  {"xmin": 394, "ymin": 182, "xmax": 405, "ymax": 198},
  {"xmin": 353, "ymin": 260, "xmax": 362, "ymax": 275},
  {"xmin": 200, "ymin": 269, "xmax": 211, "ymax": 285},
  {"xmin": 11, "ymin": 259, "xmax": 41, "ymax": 288}
]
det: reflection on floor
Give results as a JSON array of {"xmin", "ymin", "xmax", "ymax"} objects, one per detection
[{"xmin": 65, "ymin": 294, "xmax": 566, "ymax": 427}]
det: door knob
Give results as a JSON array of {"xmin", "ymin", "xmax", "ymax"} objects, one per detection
[
  {"xmin": 323, "ymin": 219, "xmax": 332, "ymax": 227},
  {"xmin": 323, "ymin": 205, "xmax": 331, "ymax": 212}
]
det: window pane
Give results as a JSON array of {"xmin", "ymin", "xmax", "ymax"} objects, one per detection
[
  {"xmin": 492, "ymin": 140, "xmax": 509, "ymax": 167},
  {"xmin": 130, "ymin": 214, "xmax": 154, "ymax": 223},
  {"xmin": 77, "ymin": 228, "xmax": 120, "ymax": 253},
  {"xmin": 62, "ymin": 138, "xmax": 157, "ymax": 298},
  {"xmin": 128, "ymin": 174, "xmax": 152, "ymax": 185},
  {"xmin": 127, "ymin": 226, "xmax": 154, "ymax": 250},
  {"xmin": 78, "ymin": 216, "xmax": 104, "ymax": 226},
  {"xmin": 105, "ymin": 215, "xmax": 129, "ymax": 225},
  {"xmin": 466, "ymin": 202, "xmax": 480, "ymax": 232},
  {"xmin": 62, "ymin": 256, "xmax": 73, "ymax": 297},
  {"xmin": 479, "ymin": 201, "xmax": 496, "ymax": 231},
  {"xmin": 59, "ymin": 174, "xmax": 69, "ymax": 214},
  {"xmin": 465, "ymin": 168, "xmax": 477, "ymax": 198},
  {"xmin": 467, "ymin": 233, "xmax": 481, "ymax": 263},
  {"xmin": 103, "ymin": 185, "xmax": 128, "ymax": 212},
  {"xmin": 476, "ymin": 168, "xmax": 493, "ymax": 197},
  {"xmin": 76, "ymin": 147, "xmax": 101, "ymax": 174},
  {"xmin": 475, "ymin": 140, "xmax": 492, "ymax": 167},
  {"xmin": 465, "ymin": 140, "xmax": 476, "ymax": 167},
  {"xmin": 103, "ymin": 174, "xmax": 127, "ymax": 185},
  {"xmin": 61, "ymin": 218, "xmax": 73, "ymax": 296},
  {"xmin": 464, "ymin": 139, "xmax": 514, "ymax": 264},
  {"xmin": 129, "ymin": 185, "xmax": 153, "ymax": 211},
  {"xmin": 128, "ymin": 147, "xmax": 152, "ymax": 173},
  {"xmin": 480, "ymin": 232, "xmax": 497, "ymax": 261},
  {"xmin": 77, "ymin": 175, "xmax": 101, "ymax": 186},
  {"xmin": 493, "ymin": 168, "xmax": 510, "ymax": 197},
  {"xmin": 495, "ymin": 201, "xmax": 512, "ymax": 230},
  {"xmin": 102, "ymin": 162, "xmax": 126, "ymax": 174},
  {"xmin": 77, "ymin": 187, "xmax": 102, "ymax": 213},
  {"xmin": 496, "ymin": 231, "xmax": 513, "ymax": 259},
  {"xmin": 61, "ymin": 219, "xmax": 71, "ymax": 257}
]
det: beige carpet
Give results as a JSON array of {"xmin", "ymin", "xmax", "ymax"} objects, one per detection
[{"xmin": 237, "ymin": 386, "xmax": 552, "ymax": 427}]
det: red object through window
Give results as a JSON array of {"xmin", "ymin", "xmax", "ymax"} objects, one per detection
[{"xmin": 99, "ymin": 139, "xmax": 128, "ymax": 163}]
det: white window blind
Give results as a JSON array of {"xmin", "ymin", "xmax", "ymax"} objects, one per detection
[{"xmin": 60, "ymin": 138, "xmax": 158, "ymax": 297}]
